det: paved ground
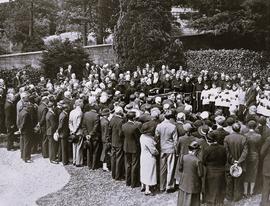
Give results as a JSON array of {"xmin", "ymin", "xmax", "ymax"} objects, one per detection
[{"xmin": 0, "ymin": 148, "xmax": 70, "ymax": 206}]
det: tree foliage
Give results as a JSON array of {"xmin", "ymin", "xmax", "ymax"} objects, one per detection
[
  {"xmin": 0, "ymin": 0, "xmax": 120, "ymax": 53},
  {"xmin": 114, "ymin": 0, "xmax": 185, "ymax": 70},
  {"xmin": 41, "ymin": 39, "xmax": 90, "ymax": 79},
  {"xmin": 178, "ymin": 0, "xmax": 270, "ymax": 47},
  {"xmin": 0, "ymin": 0, "xmax": 59, "ymax": 52}
]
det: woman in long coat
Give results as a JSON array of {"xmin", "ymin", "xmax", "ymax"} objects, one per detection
[
  {"xmin": 140, "ymin": 120, "xmax": 159, "ymax": 196},
  {"xmin": 203, "ymin": 132, "xmax": 227, "ymax": 206}
]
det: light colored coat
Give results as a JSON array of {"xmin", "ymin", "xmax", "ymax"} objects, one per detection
[
  {"xmin": 140, "ymin": 134, "xmax": 158, "ymax": 186},
  {"xmin": 69, "ymin": 107, "xmax": 83, "ymax": 135}
]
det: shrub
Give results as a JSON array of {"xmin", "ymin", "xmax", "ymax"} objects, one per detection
[
  {"xmin": 0, "ymin": 65, "xmax": 44, "ymax": 88},
  {"xmin": 41, "ymin": 39, "xmax": 90, "ymax": 79},
  {"xmin": 185, "ymin": 49, "xmax": 268, "ymax": 77}
]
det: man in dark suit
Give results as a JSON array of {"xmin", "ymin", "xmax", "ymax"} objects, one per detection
[
  {"xmin": 82, "ymin": 104, "xmax": 101, "ymax": 170},
  {"xmin": 260, "ymin": 135, "xmax": 270, "ymax": 206},
  {"xmin": 122, "ymin": 111, "xmax": 141, "ymax": 188},
  {"xmin": 46, "ymin": 101, "xmax": 58, "ymax": 164},
  {"xmin": 245, "ymin": 81, "xmax": 257, "ymax": 108},
  {"xmin": 38, "ymin": 96, "xmax": 49, "ymax": 158},
  {"xmin": 18, "ymin": 101, "xmax": 33, "ymax": 163},
  {"xmin": 83, "ymin": 63, "xmax": 91, "ymax": 79},
  {"xmin": 64, "ymin": 65, "xmax": 73, "ymax": 79},
  {"xmin": 57, "ymin": 104, "xmax": 70, "ymax": 165},
  {"xmin": 5, "ymin": 93, "xmax": 16, "ymax": 151},
  {"xmin": 12, "ymin": 72, "xmax": 21, "ymax": 89},
  {"xmin": 224, "ymin": 123, "xmax": 248, "ymax": 202},
  {"xmin": 178, "ymin": 141, "xmax": 203, "ymax": 206},
  {"xmin": 109, "ymin": 106, "xmax": 125, "ymax": 180},
  {"xmin": 100, "ymin": 108, "xmax": 111, "ymax": 171}
]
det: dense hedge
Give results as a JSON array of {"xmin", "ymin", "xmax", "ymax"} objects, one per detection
[
  {"xmin": 0, "ymin": 66, "xmax": 44, "ymax": 87},
  {"xmin": 185, "ymin": 49, "xmax": 269, "ymax": 76}
]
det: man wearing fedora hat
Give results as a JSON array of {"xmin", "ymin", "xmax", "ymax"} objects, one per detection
[
  {"xmin": 177, "ymin": 141, "xmax": 202, "ymax": 206},
  {"xmin": 224, "ymin": 122, "xmax": 248, "ymax": 202}
]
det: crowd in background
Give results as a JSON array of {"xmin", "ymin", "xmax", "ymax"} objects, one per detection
[{"xmin": 1, "ymin": 62, "xmax": 270, "ymax": 206}]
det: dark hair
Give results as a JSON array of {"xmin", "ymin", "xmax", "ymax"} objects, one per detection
[{"xmin": 126, "ymin": 111, "xmax": 136, "ymax": 120}]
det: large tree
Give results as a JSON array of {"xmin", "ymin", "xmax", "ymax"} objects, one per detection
[
  {"xmin": 114, "ymin": 0, "xmax": 184, "ymax": 69},
  {"xmin": 0, "ymin": 0, "xmax": 60, "ymax": 52}
]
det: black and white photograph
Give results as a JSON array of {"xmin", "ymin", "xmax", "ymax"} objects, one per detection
[{"xmin": 0, "ymin": 0, "xmax": 269, "ymax": 205}]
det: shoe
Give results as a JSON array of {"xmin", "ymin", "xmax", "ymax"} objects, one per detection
[
  {"xmin": 75, "ymin": 164, "xmax": 83, "ymax": 167},
  {"xmin": 166, "ymin": 188, "xmax": 175, "ymax": 193},
  {"xmin": 50, "ymin": 160, "xmax": 59, "ymax": 164},
  {"xmin": 25, "ymin": 160, "xmax": 33, "ymax": 163},
  {"xmin": 102, "ymin": 168, "xmax": 110, "ymax": 172},
  {"xmin": 144, "ymin": 192, "xmax": 154, "ymax": 196},
  {"xmin": 141, "ymin": 188, "xmax": 145, "ymax": 192}
]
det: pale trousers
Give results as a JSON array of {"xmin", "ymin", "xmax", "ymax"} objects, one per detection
[
  {"xmin": 160, "ymin": 153, "xmax": 176, "ymax": 191},
  {"xmin": 72, "ymin": 136, "xmax": 84, "ymax": 166}
]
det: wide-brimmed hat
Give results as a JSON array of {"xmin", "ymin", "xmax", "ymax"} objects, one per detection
[
  {"xmin": 141, "ymin": 122, "xmax": 156, "ymax": 136},
  {"xmin": 188, "ymin": 141, "xmax": 200, "ymax": 151},
  {"xmin": 198, "ymin": 125, "xmax": 210, "ymax": 136}
]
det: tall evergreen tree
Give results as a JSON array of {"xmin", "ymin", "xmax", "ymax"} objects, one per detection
[{"xmin": 114, "ymin": 0, "xmax": 183, "ymax": 69}]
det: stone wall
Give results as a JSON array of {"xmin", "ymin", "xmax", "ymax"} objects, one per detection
[{"xmin": 0, "ymin": 44, "xmax": 116, "ymax": 69}]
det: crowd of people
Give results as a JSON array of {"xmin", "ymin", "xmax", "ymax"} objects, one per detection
[{"xmin": 1, "ymin": 62, "xmax": 270, "ymax": 206}]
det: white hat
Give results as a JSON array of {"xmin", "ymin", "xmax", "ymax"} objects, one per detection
[
  {"xmin": 177, "ymin": 112, "xmax": 186, "ymax": 121},
  {"xmin": 200, "ymin": 111, "xmax": 209, "ymax": 120},
  {"xmin": 100, "ymin": 95, "xmax": 108, "ymax": 103},
  {"xmin": 163, "ymin": 103, "xmax": 170, "ymax": 110},
  {"xmin": 88, "ymin": 96, "xmax": 96, "ymax": 104},
  {"xmin": 184, "ymin": 104, "xmax": 192, "ymax": 112}
]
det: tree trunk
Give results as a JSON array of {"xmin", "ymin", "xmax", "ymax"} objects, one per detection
[
  {"xmin": 82, "ymin": 0, "xmax": 88, "ymax": 46},
  {"xmin": 96, "ymin": 0, "xmax": 105, "ymax": 44},
  {"xmin": 29, "ymin": 0, "xmax": 34, "ymax": 38}
]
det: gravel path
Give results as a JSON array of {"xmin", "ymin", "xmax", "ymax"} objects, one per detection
[
  {"xmin": 37, "ymin": 165, "xmax": 261, "ymax": 206},
  {"xmin": 0, "ymin": 148, "xmax": 70, "ymax": 206}
]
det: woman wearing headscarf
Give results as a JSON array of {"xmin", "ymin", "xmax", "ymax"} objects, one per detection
[{"xmin": 177, "ymin": 141, "xmax": 203, "ymax": 206}]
